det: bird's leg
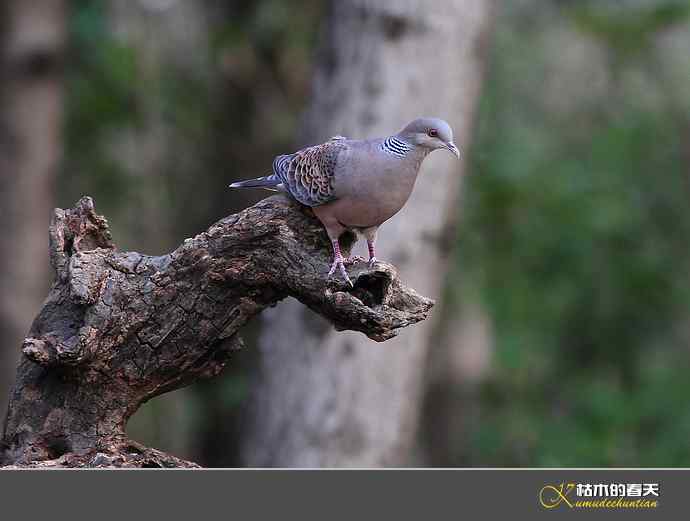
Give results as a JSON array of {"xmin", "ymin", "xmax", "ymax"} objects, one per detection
[
  {"xmin": 328, "ymin": 238, "xmax": 353, "ymax": 286},
  {"xmin": 367, "ymin": 241, "xmax": 377, "ymax": 266},
  {"xmin": 313, "ymin": 207, "xmax": 353, "ymax": 286},
  {"xmin": 362, "ymin": 226, "xmax": 378, "ymax": 267}
]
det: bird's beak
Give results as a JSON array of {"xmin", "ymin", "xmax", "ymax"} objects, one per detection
[{"xmin": 445, "ymin": 141, "xmax": 460, "ymax": 159}]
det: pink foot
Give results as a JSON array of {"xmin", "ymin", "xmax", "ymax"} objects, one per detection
[
  {"xmin": 328, "ymin": 240, "xmax": 353, "ymax": 287},
  {"xmin": 328, "ymin": 258, "xmax": 353, "ymax": 286}
]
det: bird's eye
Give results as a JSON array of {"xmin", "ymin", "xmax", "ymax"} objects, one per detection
[{"xmin": 428, "ymin": 129, "xmax": 438, "ymax": 137}]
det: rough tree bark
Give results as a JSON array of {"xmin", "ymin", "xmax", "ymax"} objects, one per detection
[
  {"xmin": 0, "ymin": 196, "xmax": 432, "ymax": 468},
  {"xmin": 241, "ymin": 0, "xmax": 493, "ymax": 467},
  {"xmin": 0, "ymin": 0, "xmax": 65, "ymax": 431}
]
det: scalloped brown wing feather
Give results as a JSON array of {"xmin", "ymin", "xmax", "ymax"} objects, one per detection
[{"xmin": 280, "ymin": 140, "xmax": 347, "ymax": 207}]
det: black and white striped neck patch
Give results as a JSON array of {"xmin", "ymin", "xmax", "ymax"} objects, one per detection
[{"xmin": 380, "ymin": 136, "xmax": 413, "ymax": 158}]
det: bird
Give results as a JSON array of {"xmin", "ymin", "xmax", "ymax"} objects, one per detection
[{"xmin": 229, "ymin": 117, "xmax": 460, "ymax": 286}]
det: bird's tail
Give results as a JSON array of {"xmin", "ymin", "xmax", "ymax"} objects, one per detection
[{"xmin": 228, "ymin": 175, "xmax": 280, "ymax": 190}]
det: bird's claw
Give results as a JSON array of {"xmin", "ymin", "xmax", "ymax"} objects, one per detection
[
  {"xmin": 368, "ymin": 256, "xmax": 377, "ymax": 268},
  {"xmin": 328, "ymin": 258, "xmax": 354, "ymax": 287}
]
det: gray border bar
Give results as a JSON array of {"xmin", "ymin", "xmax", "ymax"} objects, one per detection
[{"xmin": 0, "ymin": 469, "xmax": 682, "ymax": 519}]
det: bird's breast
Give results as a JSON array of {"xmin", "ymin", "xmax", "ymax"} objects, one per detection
[{"xmin": 330, "ymin": 149, "xmax": 422, "ymax": 228}]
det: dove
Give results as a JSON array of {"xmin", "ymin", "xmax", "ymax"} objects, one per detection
[{"xmin": 229, "ymin": 117, "xmax": 460, "ymax": 286}]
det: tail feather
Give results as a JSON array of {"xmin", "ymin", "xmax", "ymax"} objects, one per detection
[{"xmin": 229, "ymin": 175, "xmax": 280, "ymax": 189}]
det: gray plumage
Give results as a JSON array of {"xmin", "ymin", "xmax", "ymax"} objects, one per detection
[{"xmin": 230, "ymin": 117, "xmax": 460, "ymax": 285}]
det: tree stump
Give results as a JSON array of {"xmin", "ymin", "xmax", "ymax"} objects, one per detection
[{"xmin": 0, "ymin": 196, "xmax": 433, "ymax": 468}]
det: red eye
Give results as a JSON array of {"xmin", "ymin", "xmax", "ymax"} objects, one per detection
[{"xmin": 428, "ymin": 128, "xmax": 438, "ymax": 137}]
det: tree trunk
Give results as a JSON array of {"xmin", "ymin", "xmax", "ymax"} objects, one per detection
[
  {"xmin": 420, "ymin": 300, "xmax": 492, "ymax": 466},
  {"xmin": 0, "ymin": 196, "xmax": 432, "ymax": 468},
  {"xmin": 241, "ymin": 0, "xmax": 493, "ymax": 467},
  {"xmin": 0, "ymin": 0, "xmax": 65, "ymax": 429}
]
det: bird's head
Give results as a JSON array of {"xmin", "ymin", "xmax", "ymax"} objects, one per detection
[{"xmin": 397, "ymin": 117, "xmax": 460, "ymax": 158}]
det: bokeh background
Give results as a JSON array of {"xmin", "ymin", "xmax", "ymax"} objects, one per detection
[{"xmin": 2, "ymin": 0, "xmax": 690, "ymax": 467}]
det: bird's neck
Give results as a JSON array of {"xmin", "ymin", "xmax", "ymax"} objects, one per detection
[{"xmin": 380, "ymin": 135, "xmax": 414, "ymax": 158}]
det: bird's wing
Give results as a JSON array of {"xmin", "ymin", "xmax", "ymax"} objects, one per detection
[{"xmin": 272, "ymin": 138, "xmax": 349, "ymax": 207}]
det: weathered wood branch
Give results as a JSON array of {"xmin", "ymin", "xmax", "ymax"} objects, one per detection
[{"xmin": 0, "ymin": 195, "xmax": 433, "ymax": 468}]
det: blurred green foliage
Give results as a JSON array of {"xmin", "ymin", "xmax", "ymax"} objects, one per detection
[
  {"xmin": 458, "ymin": 1, "xmax": 690, "ymax": 466},
  {"xmin": 572, "ymin": 0, "xmax": 690, "ymax": 58},
  {"xmin": 63, "ymin": 0, "xmax": 139, "ymax": 214},
  {"xmin": 62, "ymin": 0, "xmax": 322, "ymax": 249}
]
